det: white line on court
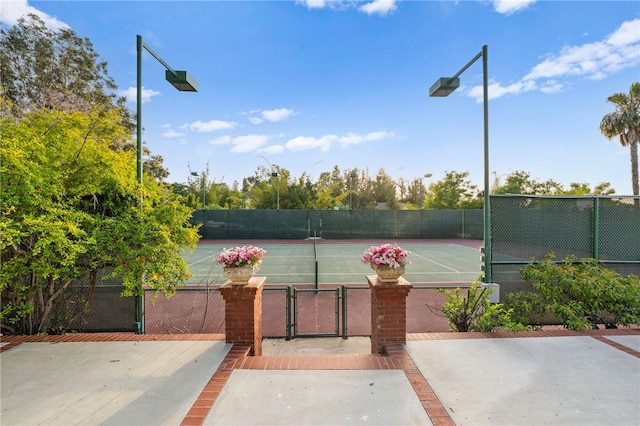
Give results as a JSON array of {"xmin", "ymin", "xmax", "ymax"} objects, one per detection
[
  {"xmin": 187, "ymin": 254, "xmax": 216, "ymax": 267},
  {"xmin": 410, "ymin": 252, "xmax": 461, "ymax": 273}
]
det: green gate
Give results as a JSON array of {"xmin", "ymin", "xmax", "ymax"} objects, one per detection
[{"xmin": 291, "ymin": 287, "xmax": 347, "ymax": 338}]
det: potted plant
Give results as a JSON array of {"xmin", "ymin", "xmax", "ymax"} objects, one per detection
[
  {"xmin": 216, "ymin": 245, "xmax": 266, "ymax": 284},
  {"xmin": 362, "ymin": 243, "xmax": 411, "ymax": 282}
]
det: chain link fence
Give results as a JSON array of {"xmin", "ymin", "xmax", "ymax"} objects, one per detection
[
  {"xmin": 142, "ymin": 284, "xmax": 465, "ymax": 336},
  {"xmin": 61, "ymin": 197, "xmax": 639, "ymax": 333},
  {"xmin": 491, "ymin": 195, "xmax": 640, "ymax": 299}
]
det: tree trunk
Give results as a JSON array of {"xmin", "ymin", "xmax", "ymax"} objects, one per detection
[
  {"xmin": 37, "ymin": 278, "xmax": 74, "ymax": 334},
  {"xmin": 630, "ymin": 140, "xmax": 639, "ymax": 198}
]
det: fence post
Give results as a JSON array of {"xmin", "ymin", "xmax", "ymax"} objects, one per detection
[
  {"xmin": 367, "ymin": 275, "xmax": 412, "ymax": 354},
  {"xmin": 593, "ymin": 196, "xmax": 600, "ymax": 260},
  {"xmin": 341, "ymin": 284, "xmax": 348, "ymax": 339},
  {"xmin": 219, "ymin": 277, "xmax": 265, "ymax": 355},
  {"xmin": 286, "ymin": 285, "xmax": 292, "ymax": 340}
]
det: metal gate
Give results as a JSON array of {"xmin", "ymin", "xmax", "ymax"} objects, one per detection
[{"xmin": 291, "ymin": 287, "xmax": 347, "ymax": 338}]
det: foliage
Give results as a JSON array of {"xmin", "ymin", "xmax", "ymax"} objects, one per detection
[
  {"xmin": 0, "ymin": 14, "xmax": 170, "ymax": 182},
  {"xmin": 600, "ymin": 82, "xmax": 640, "ymax": 197},
  {"xmin": 0, "ymin": 106, "xmax": 199, "ymax": 334},
  {"xmin": 424, "ymin": 171, "xmax": 483, "ymax": 209},
  {"xmin": 510, "ymin": 254, "xmax": 640, "ymax": 330},
  {"xmin": 437, "ymin": 281, "xmax": 528, "ymax": 332},
  {"xmin": 176, "ymin": 163, "xmax": 619, "ymax": 211},
  {"xmin": 0, "ymin": 14, "xmax": 133, "ymax": 132},
  {"xmin": 491, "ymin": 170, "xmax": 615, "ymax": 195},
  {"xmin": 216, "ymin": 246, "xmax": 266, "ymax": 267},
  {"xmin": 362, "ymin": 244, "xmax": 411, "ymax": 268}
]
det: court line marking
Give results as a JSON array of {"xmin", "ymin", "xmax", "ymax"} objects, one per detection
[{"xmin": 409, "ymin": 252, "xmax": 461, "ymax": 273}]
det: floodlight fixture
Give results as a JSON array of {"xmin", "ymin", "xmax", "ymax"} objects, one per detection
[{"xmin": 428, "ymin": 78, "xmax": 460, "ymax": 97}]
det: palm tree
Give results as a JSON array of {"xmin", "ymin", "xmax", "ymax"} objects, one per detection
[{"xmin": 600, "ymin": 82, "xmax": 640, "ymax": 197}]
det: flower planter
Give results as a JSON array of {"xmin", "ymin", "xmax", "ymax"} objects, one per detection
[
  {"xmin": 217, "ymin": 246, "xmax": 266, "ymax": 285},
  {"xmin": 371, "ymin": 264, "xmax": 405, "ymax": 283},
  {"xmin": 223, "ymin": 263, "xmax": 261, "ymax": 285},
  {"xmin": 362, "ymin": 243, "xmax": 410, "ymax": 283}
]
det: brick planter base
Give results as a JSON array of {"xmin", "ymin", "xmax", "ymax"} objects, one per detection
[
  {"xmin": 219, "ymin": 276, "xmax": 265, "ymax": 356},
  {"xmin": 367, "ymin": 275, "xmax": 412, "ymax": 354}
]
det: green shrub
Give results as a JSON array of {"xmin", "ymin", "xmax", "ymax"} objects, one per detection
[
  {"xmin": 437, "ymin": 281, "xmax": 529, "ymax": 332},
  {"xmin": 508, "ymin": 254, "xmax": 640, "ymax": 330}
]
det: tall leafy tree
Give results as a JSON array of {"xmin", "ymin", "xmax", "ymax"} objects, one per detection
[
  {"xmin": 0, "ymin": 14, "xmax": 133, "ymax": 130},
  {"xmin": 600, "ymin": 82, "xmax": 640, "ymax": 196},
  {"xmin": 424, "ymin": 171, "xmax": 483, "ymax": 209},
  {"xmin": 0, "ymin": 14, "xmax": 175, "ymax": 182},
  {"xmin": 0, "ymin": 106, "xmax": 199, "ymax": 335}
]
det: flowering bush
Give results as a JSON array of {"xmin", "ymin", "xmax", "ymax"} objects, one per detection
[
  {"xmin": 362, "ymin": 243, "xmax": 410, "ymax": 268},
  {"xmin": 216, "ymin": 245, "xmax": 266, "ymax": 267}
]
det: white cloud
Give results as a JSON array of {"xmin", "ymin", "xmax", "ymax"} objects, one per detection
[
  {"xmin": 162, "ymin": 129, "xmax": 184, "ymax": 138},
  {"xmin": 492, "ymin": 0, "xmax": 536, "ymax": 15},
  {"xmin": 285, "ymin": 135, "xmax": 338, "ymax": 152},
  {"xmin": 230, "ymin": 135, "xmax": 269, "ymax": 153},
  {"xmin": 606, "ymin": 18, "xmax": 640, "ymax": 46},
  {"xmin": 296, "ymin": 0, "xmax": 397, "ymax": 16},
  {"xmin": 249, "ymin": 108, "xmax": 296, "ymax": 124},
  {"xmin": 119, "ymin": 86, "xmax": 160, "ymax": 104},
  {"xmin": 261, "ymin": 145, "xmax": 285, "ymax": 155},
  {"xmin": 283, "ymin": 131, "xmax": 393, "ymax": 152},
  {"xmin": 359, "ymin": 0, "xmax": 398, "ymax": 16},
  {"xmin": 0, "ymin": 0, "xmax": 69, "ymax": 30},
  {"xmin": 466, "ymin": 18, "xmax": 640, "ymax": 102},
  {"xmin": 187, "ymin": 119, "xmax": 237, "ymax": 132},
  {"xmin": 262, "ymin": 108, "xmax": 296, "ymax": 122},
  {"xmin": 339, "ymin": 131, "xmax": 396, "ymax": 146},
  {"xmin": 296, "ymin": 0, "xmax": 326, "ymax": 9}
]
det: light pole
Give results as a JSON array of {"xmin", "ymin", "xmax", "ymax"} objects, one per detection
[
  {"xmin": 191, "ymin": 172, "xmax": 205, "ymax": 209},
  {"xmin": 136, "ymin": 35, "xmax": 197, "ymax": 334},
  {"xmin": 271, "ymin": 172, "xmax": 280, "ymax": 210},
  {"xmin": 349, "ymin": 171, "xmax": 356, "ymax": 210},
  {"xmin": 420, "ymin": 173, "xmax": 433, "ymax": 209},
  {"xmin": 429, "ymin": 45, "xmax": 491, "ymax": 284}
]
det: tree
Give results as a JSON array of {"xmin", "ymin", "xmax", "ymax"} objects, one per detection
[
  {"xmin": 424, "ymin": 171, "xmax": 482, "ymax": 209},
  {"xmin": 600, "ymin": 82, "xmax": 640, "ymax": 197},
  {"xmin": 374, "ymin": 168, "xmax": 398, "ymax": 209},
  {"xmin": 0, "ymin": 14, "xmax": 172, "ymax": 182},
  {"xmin": 0, "ymin": 106, "xmax": 199, "ymax": 334},
  {"xmin": 0, "ymin": 15, "xmax": 133, "ymax": 130}
]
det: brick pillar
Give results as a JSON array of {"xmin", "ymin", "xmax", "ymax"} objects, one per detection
[
  {"xmin": 367, "ymin": 275, "xmax": 412, "ymax": 355},
  {"xmin": 219, "ymin": 276, "xmax": 265, "ymax": 356}
]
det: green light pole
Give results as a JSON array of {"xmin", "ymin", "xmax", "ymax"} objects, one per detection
[
  {"xmin": 191, "ymin": 172, "xmax": 206, "ymax": 209},
  {"xmin": 429, "ymin": 45, "xmax": 491, "ymax": 284},
  {"xmin": 135, "ymin": 35, "xmax": 198, "ymax": 334},
  {"xmin": 271, "ymin": 172, "xmax": 280, "ymax": 210},
  {"xmin": 420, "ymin": 173, "xmax": 433, "ymax": 209},
  {"xmin": 349, "ymin": 171, "xmax": 356, "ymax": 210}
]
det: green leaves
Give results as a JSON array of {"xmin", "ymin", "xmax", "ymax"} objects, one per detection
[
  {"xmin": 437, "ymin": 281, "xmax": 527, "ymax": 332},
  {"xmin": 514, "ymin": 254, "xmax": 640, "ymax": 329},
  {"xmin": 1, "ymin": 107, "xmax": 199, "ymax": 334}
]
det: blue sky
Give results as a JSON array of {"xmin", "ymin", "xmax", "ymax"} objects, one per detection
[{"xmin": 2, "ymin": 1, "xmax": 639, "ymax": 194}]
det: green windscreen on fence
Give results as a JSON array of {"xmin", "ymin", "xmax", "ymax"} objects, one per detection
[
  {"xmin": 490, "ymin": 195, "xmax": 640, "ymax": 298},
  {"xmin": 191, "ymin": 209, "xmax": 484, "ymax": 240}
]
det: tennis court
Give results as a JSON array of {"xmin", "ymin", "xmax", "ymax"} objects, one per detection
[
  {"xmin": 182, "ymin": 238, "xmax": 483, "ymax": 286},
  {"xmin": 142, "ymin": 239, "xmax": 484, "ymax": 335}
]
